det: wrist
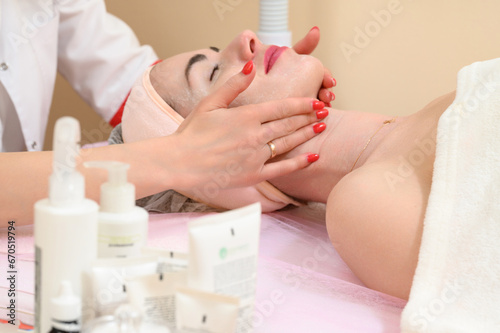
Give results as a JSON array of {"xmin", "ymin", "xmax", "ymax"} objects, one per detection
[
  {"xmin": 78, "ymin": 138, "xmax": 180, "ymax": 201},
  {"xmin": 127, "ymin": 136, "xmax": 183, "ymax": 197}
]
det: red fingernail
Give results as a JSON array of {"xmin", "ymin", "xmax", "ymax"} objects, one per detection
[
  {"xmin": 310, "ymin": 26, "xmax": 320, "ymax": 32},
  {"xmin": 312, "ymin": 100, "xmax": 325, "ymax": 110},
  {"xmin": 325, "ymin": 102, "xmax": 331, "ymax": 107},
  {"xmin": 331, "ymin": 92, "xmax": 336, "ymax": 101},
  {"xmin": 331, "ymin": 77, "xmax": 337, "ymax": 87},
  {"xmin": 316, "ymin": 109, "xmax": 329, "ymax": 120},
  {"xmin": 242, "ymin": 60, "xmax": 253, "ymax": 75},
  {"xmin": 307, "ymin": 154, "xmax": 320, "ymax": 163},
  {"xmin": 313, "ymin": 122, "xmax": 326, "ymax": 134}
]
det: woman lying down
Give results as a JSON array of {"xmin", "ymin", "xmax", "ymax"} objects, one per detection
[{"xmin": 111, "ymin": 30, "xmax": 500, "ymax": 303}]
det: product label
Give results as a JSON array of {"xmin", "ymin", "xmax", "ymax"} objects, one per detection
[
  {"xmin": 143, "ymin": 294, "xmax": 176, "ymax": 323},
  {"xmin": 35, "ymin": 246, "xmax": 41, "ymax": 333},
  {"xmin": 214, "ymin": 255, "xmax": 255, "ymax": 298},
  {"xmin": 98, "ymin": 234, "xmax": 142, "ymax": 258},
  {"xmin": 214, "ymin": 255, "xmax": 256, "ymax": 333},
  {"xmin": 98, "ymin": 234, "xmax": 142, "ymax": 245},
  {"xmin": 157, "ymin": 260, "xmax": 187, "ymax": 273}
]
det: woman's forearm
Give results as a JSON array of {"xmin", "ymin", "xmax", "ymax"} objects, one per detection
[
  {"xmin": 0, "ymin": 139, "xmax": 180, "ymax": 226},
  {"xmin": 1, "ymin": 150, "xmax": 53, "ymax": 226}
]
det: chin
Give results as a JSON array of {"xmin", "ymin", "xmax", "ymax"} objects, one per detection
[{"xmin": 292, "ymin": 54, "xmax": 324, "ymax": 98}]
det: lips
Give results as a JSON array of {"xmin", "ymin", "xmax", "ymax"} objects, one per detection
[{"xmin": 264, "ymin": 45, "xmax": 288, "ymax": 74}]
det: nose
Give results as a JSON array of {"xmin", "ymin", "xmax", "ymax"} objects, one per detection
[{"xmin": 225, "ymin": 30, "xmax": 259, "ymax": 63}]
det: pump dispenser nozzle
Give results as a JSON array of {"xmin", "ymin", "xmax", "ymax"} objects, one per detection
[
  {"xmin": 84, "ymin": 161, "xmax": 135, "ymax": 213},
  {"xmin": 49, "ymin": 117, "xmax": 85, "ymax": 206}
]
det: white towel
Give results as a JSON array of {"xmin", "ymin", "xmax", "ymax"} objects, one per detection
[{"xmin": 401, "ymin": 58, "xmax": 500, "ymax": 332}]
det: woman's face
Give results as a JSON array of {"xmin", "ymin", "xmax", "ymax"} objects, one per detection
[{"xmin": 150, "ymin": 30, "xmax": 324, "ymax": 118}]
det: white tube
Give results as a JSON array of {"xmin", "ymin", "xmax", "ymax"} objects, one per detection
[
  {"xmin": 126, "ymin": 271, "xmax": 186, "ymax": 328},
  {"xmin": 89, "ymin": 256, "xmax": 158, "ymax": 317},
  {"xmin": 176, "ymin": 287, "xmax": 239, "ymax": 333},
  {"xmin": 188, "ymin": 203, "xmax": 261, "ymax": 332},
  {"xmin": 257, "ymin": 0, "xmax": 292, "ymax": 47}
]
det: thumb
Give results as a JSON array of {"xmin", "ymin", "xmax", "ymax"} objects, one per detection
[
  {"xmin": 293, "ymin": 26, "xmax": 320, "ymax": 55},
  {"xmin": 202, "ymin": 60, "xmax": 256, "ymax": 110}
]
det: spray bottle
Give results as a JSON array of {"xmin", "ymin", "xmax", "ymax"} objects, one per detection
[
  {"xmin": 34, "ymin": 117, "xmax": 99, "ymax": 333},
  {"xmin": 84, "ymin": 161, "xmax": 148, "ymax": 258}
]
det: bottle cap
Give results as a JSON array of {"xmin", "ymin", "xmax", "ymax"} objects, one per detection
[
  {"xmin": 50, "ymin": 280, "xmax": 81, "ymax": 322},
  {"xmin": 84, "ymin": 161, "xmax": 135, "ymax": 213}
]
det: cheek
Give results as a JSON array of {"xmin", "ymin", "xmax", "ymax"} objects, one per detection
[
  {"xmin": 174, "ymin": 93, "xmax": 199, "ymax": 118},
  {"xmin": 175, "ymin": 90, "xmax": 217, "ymax": 117}
]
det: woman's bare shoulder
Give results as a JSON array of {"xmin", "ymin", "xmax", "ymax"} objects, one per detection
[
  {"xmin": 325, "ymin": 162, "xmax": 427, "ymax": 299},
  {"xmin": 326, "ymin": 161, "xmax": 428, "ymax": 228}
]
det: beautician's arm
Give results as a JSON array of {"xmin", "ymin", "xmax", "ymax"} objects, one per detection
[{"xmin": 0, "ymin": 64, "xmax": 324, "ymax": 226}]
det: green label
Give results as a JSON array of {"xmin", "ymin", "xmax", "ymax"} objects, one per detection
[{"xmin": 219, "ymin": 247, "xmax": 228, "ymax": 259}]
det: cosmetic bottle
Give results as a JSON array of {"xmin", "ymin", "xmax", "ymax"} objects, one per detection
[
  {"xmin": 49, "ymin": 281, "xmax": 81, "ymax": 333},
  {"xmin": 84, "ymin": 161, "xmax": 148, "ymax": 258},
  {"xmin": 34, "ymin": 117, "xmax": 99, "ymax": 333}
]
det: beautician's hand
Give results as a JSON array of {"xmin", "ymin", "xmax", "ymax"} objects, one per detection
[
  {"xmin": 172, "ymin": 61, "xmax": 325, "ymax": 190},
  {"xmin": 293, "ymin": 26, "xmax": 336, "ymax": 106}
]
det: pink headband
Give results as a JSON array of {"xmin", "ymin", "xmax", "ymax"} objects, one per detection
[{"xmin": 122, "ymin": 67, "xmax": 301, "ymax": 212}]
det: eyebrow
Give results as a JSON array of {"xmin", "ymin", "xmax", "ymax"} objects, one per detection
[
  {"xmin": 185, "ymin": 47, "xmax": 220, "ymax": 87},
  {"xmin": 185, "ymin": 54, "xmax": 207, "ymax": 87}
]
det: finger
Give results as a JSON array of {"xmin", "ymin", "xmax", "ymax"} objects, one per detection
[
  {"xmin": 265, "ymin": 121, "xmax": 325, "ymax": 157},
  {"xmin": 322, "ymin": 67, "xmax": 335, "ymax": 88},
  {"xmin": 292, "ymin": 26, "xmax": 320, "ymax": 55},
  {"xmin": 201, "ymin": 60, "xmax": 256, "ymax": 110},
  {"xmin": 257, "ymin": 97, "xmax": 324, "ymax": 124},
  {"xmin": 258, "ymin": 153, "xmax": 320, "ymax": 181},
  {"xmin": 260, "ymin": 109, "xmax": 326, "ymax": 145},
  {"xmin": 318, "ymin": 89, "xmax": 335, "ymax": 104}
]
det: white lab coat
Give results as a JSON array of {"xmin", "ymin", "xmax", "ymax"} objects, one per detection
[{"xmin": 0, "ymin": 0, "xmax": 158, "ymax": 151}]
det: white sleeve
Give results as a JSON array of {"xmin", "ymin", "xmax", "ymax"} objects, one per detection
[{"xmin": 56, "ymin": 0, "xmax": 158, "ymax": 122}]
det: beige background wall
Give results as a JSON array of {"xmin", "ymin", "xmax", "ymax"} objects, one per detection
[{"xmin": 44, "ymin": 0, "xmax": 500, "ymax": 149}]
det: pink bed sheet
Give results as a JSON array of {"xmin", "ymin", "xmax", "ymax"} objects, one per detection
[{"xmin": 0, "ymin": 207, "xmax": 406, "ymax": 332}]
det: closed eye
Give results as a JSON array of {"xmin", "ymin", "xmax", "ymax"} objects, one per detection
[{"xmin": 210, "ymin": 64, "xmax": 219, "ymax": 81}]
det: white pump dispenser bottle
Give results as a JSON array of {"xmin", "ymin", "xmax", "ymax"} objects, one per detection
[
  {"xmin": 84, "ymin": 161, "xmax": 148, "ymax": 258},
  {"xmin": 34, "ymin": 117, "xmax": 99, "ymax": 333}
]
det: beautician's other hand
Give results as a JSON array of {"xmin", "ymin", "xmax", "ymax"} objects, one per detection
[
  {"xmin": 172, "ymin": 60, "xmax": 326, "ymax": 190},
  {"xmin": 293, "ymin": 26, "xmax": 336, "ymax": 106}
]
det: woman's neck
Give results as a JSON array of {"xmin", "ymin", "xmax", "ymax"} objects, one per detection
[{"xmin": 269, "ymin": 108, "xmax": 404, "ymax": 203}]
